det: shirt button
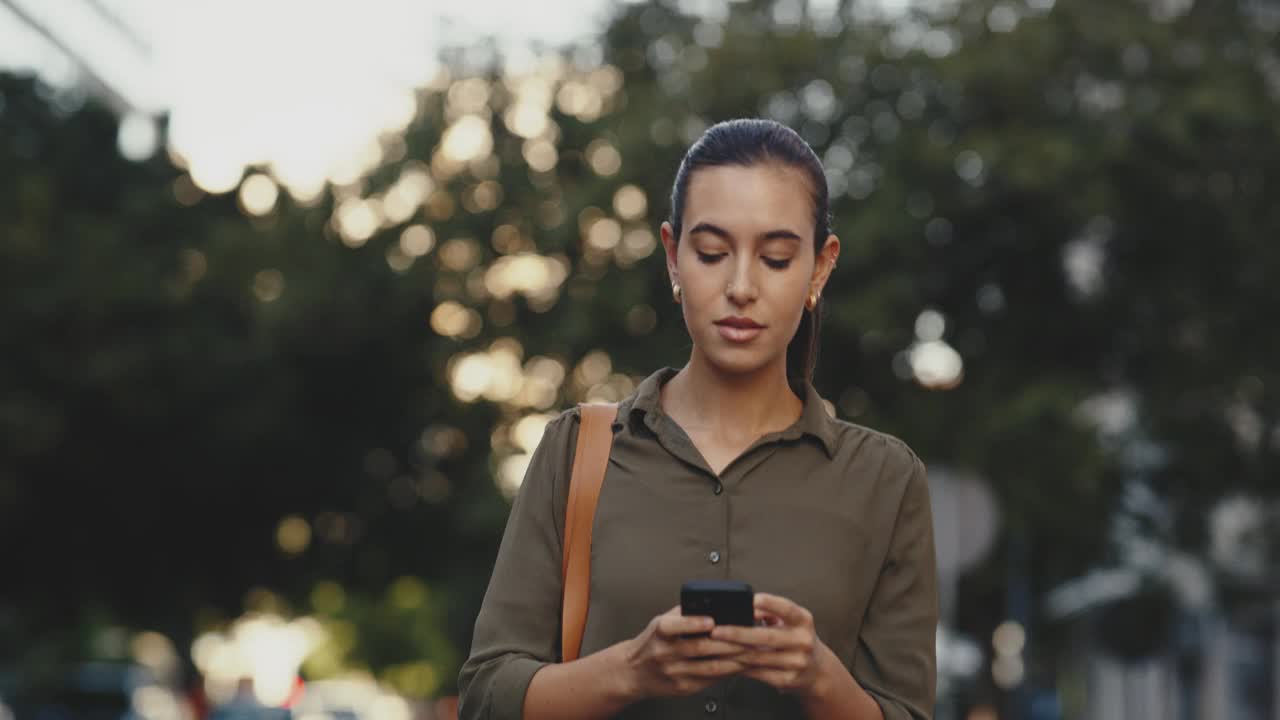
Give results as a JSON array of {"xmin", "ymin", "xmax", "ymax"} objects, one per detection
[
  {"xmin": 708, "ymin": 550, "xmax": 721, "ymax": 564},
  {"xmin": 704, "ymin": 699, "xmax": 719, "ymax": 713},
  {"xmin": 713, "ymin": 482, "xmax": 723, "ymax": 495}
]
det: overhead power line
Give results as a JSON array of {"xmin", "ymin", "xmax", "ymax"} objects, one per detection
[
  {"xmin": 0, "ymin": 0, "xmax": 138, "ymax": 114},
  {"xmin": 82, "ymin": 0, "xmax": 151, "ymax": 58}
]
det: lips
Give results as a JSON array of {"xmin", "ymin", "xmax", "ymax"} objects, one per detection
[
  {"xmin": 714, "ymin": 317, "xmax": 765, "ymax": 344},
  {"xmin": 715, "ymin": 317, "xmax": 765, "ymax": 329}
]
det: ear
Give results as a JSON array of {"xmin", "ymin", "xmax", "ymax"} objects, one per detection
[
  {"xmin": 809, "ymin": 234, "xmax": 841, "ymax": 298},
  {"xmin": 661, "ymin": 221, "xmax": 680, "ymax": 288}
]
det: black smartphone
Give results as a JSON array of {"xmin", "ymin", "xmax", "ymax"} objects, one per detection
[{"xmin": 680, "ymin": 579, "xmax": 754, "ymax": 627}]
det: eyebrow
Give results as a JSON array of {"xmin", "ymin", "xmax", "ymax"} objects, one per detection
[{"xmin": 687, "ymin": 222, "xmax": 804, "ymax": 243}]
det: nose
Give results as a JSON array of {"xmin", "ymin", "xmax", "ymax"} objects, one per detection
[{"xmin": 725, "ymin": 256, "xmax": 759, "ymax": 305}]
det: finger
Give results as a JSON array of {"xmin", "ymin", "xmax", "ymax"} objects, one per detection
[
  {"xmin": 667, "ymin": 658, "xmax": 745, "ymax": 679},
  {"xmin": 733, "ymin": 650, "xmax": 810, "ymax": 670},
  {"xmin": 672, "ymin": 636, "xmax": 747, "ymax": 659},
  {"xmin": 754, "ymin": 609, "xmax": 783, "ymax": 627},
  {"xmin": 754, "ymin": 593, "xmax": 813, "ymax": 627},
  {"xmin": 741, "ymin": 667, "xmax": 795, "ymax": 689},
  {"xmin": 657, "ymin": 613, "xmax": 715, "ymax": 637},
  {"xmin": 709, "ymin": 625, "xmax": 801, "ymax": 648}
]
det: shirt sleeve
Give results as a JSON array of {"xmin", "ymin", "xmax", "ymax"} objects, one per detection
[
  {"xmin": 457, "ymin": 410, "xmax": 579, "ymax": 720},
  {"xmin": 854, "ymin": 452, "xmax": 939, "ymax": 720}
]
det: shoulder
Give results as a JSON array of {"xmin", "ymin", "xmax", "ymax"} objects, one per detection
[
  {"xmin": 826, "ymin": 417, "xmax": 927, "ymax": 485},
  {"xmin": 548, "ymin": 405, "xmax": 582, "ymax": 428},
  {"xmin": 539, "ymin": 402, "xmax": 618, "ymax": 436},
  {"xmin": 530, "ymin": 403, "xmax": 620, "ymax": 466},
  {"xmin": 544, "ymin": 401, "xmax": 622, "ymax": 427},
  {"xmin": 826, "ymin": 421, "xmax": 933, "ymax": 547},
  {"xmin": 543, "ymin": 403, "xmax": 591, "ymax": 433},
  {"xmin": 513, "ymin": 408, "xmax": 585, "ymax": 515}
]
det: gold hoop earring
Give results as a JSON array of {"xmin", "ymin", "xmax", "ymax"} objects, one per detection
[
  {"xmin": 805, "ymin": 292, "xmax": 819, "ymax": 311},
  {"xmin": 672, "ymin": 283, "xmax": 682, "ymax": 304}
]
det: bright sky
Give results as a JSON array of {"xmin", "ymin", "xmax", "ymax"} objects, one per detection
[{"xmin": 0, "ymin": 0, "xmax": 621, "ymax": 194}]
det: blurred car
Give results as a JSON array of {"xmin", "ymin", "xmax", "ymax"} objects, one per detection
[
  {"xmin": 11, "ymin": 662, "xmax": 186, "ymax": 720},
  {"xmin": 290, "ymin": 679, "xmax": 406, "ymax": 720},
  {"xmin": 206, "ymin": 679, "xmax": 288, "ymax": 720}
]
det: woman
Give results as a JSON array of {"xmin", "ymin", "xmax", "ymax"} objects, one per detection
[{"xmin": 458, "ymin": 119, "xmax": 937, "ymax": 719}]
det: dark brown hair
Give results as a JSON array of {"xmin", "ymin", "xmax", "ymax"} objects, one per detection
[{"xmin": 669, "ymin": 118, "xmax": 830, "ymax": 396}]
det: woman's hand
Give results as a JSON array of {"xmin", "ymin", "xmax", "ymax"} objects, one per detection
[
  {"xmin": 708, "ymin": 592, "xmax": 836, "ymax": 698},
  {"xmin": 620, "ymin": 605, "xmax": 747, "ymax": 699}
]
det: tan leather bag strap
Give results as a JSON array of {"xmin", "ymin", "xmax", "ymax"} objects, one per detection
[{"xmin": 560, "ymin": 402, "xmax": 618, "ymax": 662}]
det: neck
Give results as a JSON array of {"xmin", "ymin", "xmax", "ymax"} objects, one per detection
[{"xmin": 662, "ymin": 351, "xmax": 804, "ymax": 438}]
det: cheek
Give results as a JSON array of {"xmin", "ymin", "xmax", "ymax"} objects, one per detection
[
  {"xmin": 782, "ymin": 295, "xmax": 808, "ymax": 335},
  {"xmin": 775, "ymin": 270, "xmax": 813, "ymax": 306},
  {"xmin": 676, "ymin": 262, "xmax": 722, "ymax": 303},
  {"xmin": 778, "ymin": 276, "xmax": 813, "ymax": 332}
]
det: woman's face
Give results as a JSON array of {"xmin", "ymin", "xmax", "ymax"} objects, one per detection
[{"xmin": 661, "ymin": 163, "xmax": 839, "ymax": 380}]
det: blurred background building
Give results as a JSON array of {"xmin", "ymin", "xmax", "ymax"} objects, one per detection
[{"xmin": 2, "ymin": 0, "xmax": 1279, "ymax": 719}]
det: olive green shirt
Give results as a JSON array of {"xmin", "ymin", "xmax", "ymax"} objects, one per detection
[{"xmin": 458, "ymin": 367, "xmax": 938, "ymax": 720}]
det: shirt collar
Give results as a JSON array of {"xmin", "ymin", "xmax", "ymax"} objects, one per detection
[{"xmin": 620, "ymin": 367, "xmax": 838, "ymax": 458}]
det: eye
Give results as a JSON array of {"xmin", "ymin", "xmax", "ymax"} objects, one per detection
[
  {"xmin": 696, "ymin": 251, "xmax": 727, "ymax": 264},
  {"xmin": 762, "ymin": 257, "xmax": 793, "ymax": 270}
]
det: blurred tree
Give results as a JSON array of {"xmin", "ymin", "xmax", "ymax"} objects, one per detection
[{"xmin": 0, "ymin": 74, "xmax": 476, "ymax": 678}]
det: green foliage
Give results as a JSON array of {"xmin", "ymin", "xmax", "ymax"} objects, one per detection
[{"xmin": 301, "ymin": 577, "xmax": 457, "ymax": 697}]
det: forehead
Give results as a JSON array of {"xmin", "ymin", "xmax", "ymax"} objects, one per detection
[{"xmin": 682, "ymin": 163, "xmax": 815, "ymax": 237}]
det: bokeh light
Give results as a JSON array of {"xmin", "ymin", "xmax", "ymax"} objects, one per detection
[
  {"xmin": 517, "ymin": 356, "xmax": 567, "ymax": 409},
  {"xmin": 132, "ymin": 631, "xmax": 182, "ymax": 683},
  {"xmin": 440, "ymin": 115, "xmax": 493, "ymax": 164},
  {"xmin": 335, "ymin": 198, "xmax": 381, "ymax": 247},
  {"xmin": 908, "ymin": 336, "xmax": 963, "ymax": 390},
  {"xmin": 253, "ymin": 269, "xmax": 285, "ymax": 303},
  {"xmin": 511, "ymin": 414, "xmax": 554, "ymax": 454},
  {"xmin": 483, "ymin": 253, "xmax": 569, "ymax": 303},
  {"xmin": 400, "ymin": 225, "xmax": 436, "ymax": 257},
  {"xmin": 991, "ymin": 654, "xmax": 1025, "ymax": 689},
  {"xmin": 239, "ymin": 173, "xmax": 280, "ymax": 216},
  {"xmin": 385, "ymin": 245, "xmax": 413, "ymax": 273},
  {"xmin": 192, "ymin": 614, "xmax": 325, "ymax": 706},
  {"xmin": 117, "ymin": 112, "xmax": 160, "ymax": 162},
  {"xmin": 447, "ymin": 339, "xmax": 525, "ymax": 404},
  {"xmin": 586, "ymin": 217, "xmax": 622, "ymax": 251},
  {"xmin": 992, "ymin": 620, "xmax": 1026, "ymax": 657},
  {"xmin": 430, "ymin": 301, "xmax": 482, "ymax": 339},
  {"xmin": 585, "ymin": 139, "xmax": 621, "ymax": 176},
  {"xmin": 618, "ymin": 227, "xmax": 658, "ymax": 266},
  {"xmin": 189, "ymin": 159, "xmax": 243, "ymax": 194},
  {"xmin": 276, "ymin": 515, "xmax": 311, "ymax": 555},
  {"xmin": 381, "ymin": 165, "xmax": 434, "ymax": 223},
  {"xmin": 523, "ymin": 139, "xmax": 558, "ymax": 172},
  {"xmin": 439, "ymin": 238, "xmax": 482, "ymax": 272},
  {"xmin": 612, "ymin": 185, "xmax": 648, "ymax": 220},
  {"xmin": 496, "ymin": 454, "xmax": 530, "ymax": 499},
  {"xmin": 914, "ymin": 309, "xmax": 946, "ymax": 343}
]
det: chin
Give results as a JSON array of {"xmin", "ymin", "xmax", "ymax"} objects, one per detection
[{"xmin": 699, "ymin": 344, "xmax": 783, "ymax": 378}]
